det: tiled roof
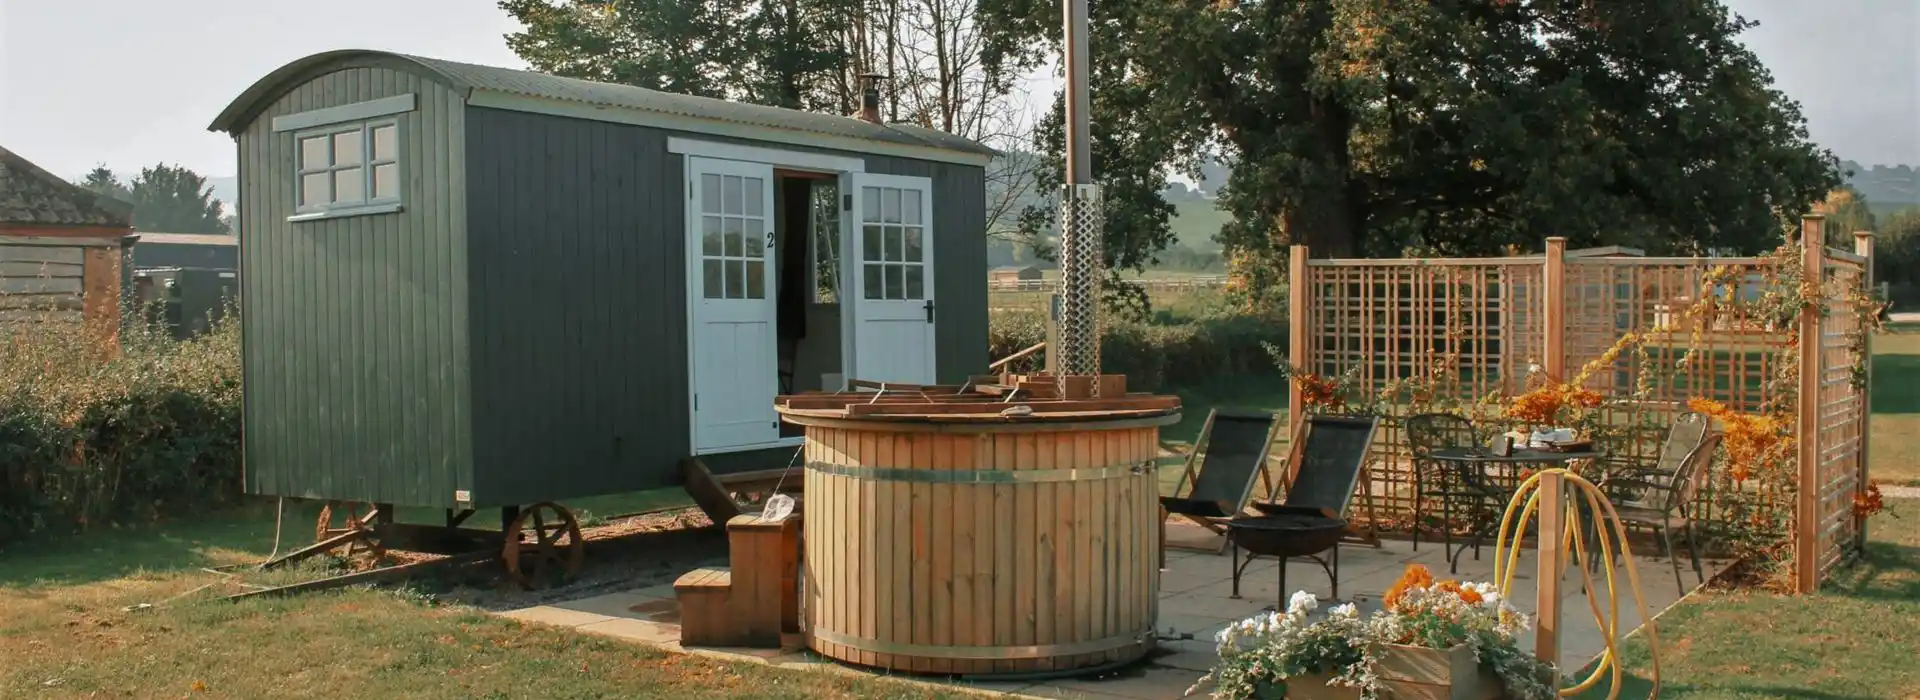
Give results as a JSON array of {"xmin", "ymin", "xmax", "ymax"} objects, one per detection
[{"xmin": 0, "ymin": 146, "xmax": 134, "ymax": 228}]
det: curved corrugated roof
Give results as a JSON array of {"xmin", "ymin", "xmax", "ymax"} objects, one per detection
[{"xmin": 210, "ymin": 50, "xmax": 996, "ymax": 160}]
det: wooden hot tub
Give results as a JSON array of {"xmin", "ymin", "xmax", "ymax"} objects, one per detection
[{"xmin": 776, "ymin": 378, "xmax": 1179, "ymax": 676}]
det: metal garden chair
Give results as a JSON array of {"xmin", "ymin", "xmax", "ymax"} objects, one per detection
[
  {"xmin": 1601, "ymin": 412, "xmax": 1717, "ymax": 595},
  {"xmin": 1405, "ymin": 413, "xmax": 1503, "ymax": 561}
]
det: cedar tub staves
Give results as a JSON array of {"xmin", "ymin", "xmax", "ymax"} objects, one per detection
[{"xmin": 775, "ymin": 375, "xmax": 1179, "ymax": 677}]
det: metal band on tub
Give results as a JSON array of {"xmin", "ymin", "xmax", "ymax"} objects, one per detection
[{"xmin": 803, "ymin": 460, "xmax": 1154, "ymax": 484}]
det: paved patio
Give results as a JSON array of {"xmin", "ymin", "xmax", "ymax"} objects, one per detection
[{"xmin": 500, "ymin": 520, "xmax": 1728, "ymax": 699}]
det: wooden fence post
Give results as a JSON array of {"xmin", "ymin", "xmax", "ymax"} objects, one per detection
[
  {"xmin": 1855, "ymin": 230, "xmax": 1874, "ymax": 552},
  {"xmin": 1543, "ymin": 238, "xmax": 1567, "ymax": 380},
  {"xmin": 1796, "ymin": 215, "xmax": 1825, "ymax": 593},
  {"xmin": 1534, "ymin": 469, "xmax": 1566, "ymax": 673},
  {"xmin": 1288, "ymin": 245, "xmax": 1310, "ymax": 438}
]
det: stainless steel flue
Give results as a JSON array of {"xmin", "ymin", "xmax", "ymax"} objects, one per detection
[{"xmin": 1054, "ymin": 0, "xmax": 1103, "ymax": 380}]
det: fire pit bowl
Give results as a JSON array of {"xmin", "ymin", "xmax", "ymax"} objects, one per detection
[{"xmin": 1226, "ymin": 504, "xmax": 1348, "ymax": 603}]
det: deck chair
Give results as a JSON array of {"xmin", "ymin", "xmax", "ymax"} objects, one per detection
[
  {"xmin": 1159, "ymin": 409, "xmax": 1286, "ymax": 557},
  {"xmin": 1229, "ymin": 414, "xmax": 1380, "ymax": 601}
]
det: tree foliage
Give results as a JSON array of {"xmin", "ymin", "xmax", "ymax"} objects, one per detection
[
  {"xmin": 980, "ymin": 0, "xmax": 1843, "ymax": 288},
  {"xmin": 77, "ymin": 164, "xmax": 231, "ymax": 235},
  {"xmin": 501, "ymin": 0, "xmax": 1042, "ymax": 233}
]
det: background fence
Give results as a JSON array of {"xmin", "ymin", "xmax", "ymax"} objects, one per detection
[{"xmin": 1286, "ymin": 218, "xmax": 1872, "ymax": 592}]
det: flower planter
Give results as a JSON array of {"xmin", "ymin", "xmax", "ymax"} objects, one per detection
[
  {"xmin": 1267, "ymin": 673, "xmax": 1361, "ymax": 700},
  {"xmin": 1374, "ymin": 643, "xmax": 1502, "ymax": 700}
]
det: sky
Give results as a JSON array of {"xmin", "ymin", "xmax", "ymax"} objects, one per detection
[{"xmin": 0, "ymin": 0, "xmax": 1914, "ymax": 183}]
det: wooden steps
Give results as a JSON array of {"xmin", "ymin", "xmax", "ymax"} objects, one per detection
[{"xmin": 674, "ymin": 512, "xmax": 801, "ymax": 648}]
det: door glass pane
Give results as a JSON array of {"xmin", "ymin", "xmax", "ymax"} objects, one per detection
[
  {"xmin": 903, "ymin": 226, "xmax": 924, "ymax": 262},
  {"xmin": 702, "ymin": 217, "xmax": 723, "ymax": 255},
  {"xmin": 723, "ymin": 218, "xmax": 744, "ymax": 257},
  {"xmin": 744, "ymin": 179, "xmax": 763, "ymax": 217},
  {"xmin": 862, "ymin": 187, "xmax": 880, "ymax": 221},
  {"xmin": 903, "ymin": 191, "xmax": 922, "ymax": 225},
  {"xmin": 904, "ymin": 264, "xmax": 924, "ymax": 299},
  {"xmin": 725, "ymin": 259, "xmax": 745, "ymax": 298},
  {"xmin": 863, "ymin": 224, "xmax": 883, "ymax": 261},
  {"xmin": 332, "ymin": 130, "xmax": 363, "ymax": 166},
  {"xmin": 701, "ymin": 174, "xmax": 721, "ymax": 214},
  {"xmin": 723, "ymin": 176, "xmax": 743, "ymax": 215},
  {"xmin": 883, "ymin": 225, "xmax": 903, "ymax": 262},
  {"xmin": 300, "ymin": 137, "xmax": 329, "ymax": 170},
  {"xmin": 745, "ymin": 224, "xmax": 764, "ymax": 259},
  {"xmin": 864, "ymin": 263, "xmax": 883, "ymax": 300},
  {"xmin": 884, "ymin": 264, "xmax": 903, "ymax": 299},
  {"xmin": 881, "ymin": 188, "xmax": 901, "ymax": 223},
  {"xmin": 371, "ymin": 125, "xmax": 398, "ymax": 161},
  {"xmin": 373, "ymin": 163, "xmax": 399, "ymax": 199},
  {"xmin": 301, "ymin": 172, "xmax": 329, "ymax": 205},
  {"xmin": 703, "ymin": 260, "xmax": 725, "ymax": 299},
  {"xmin": 745, "ymin": 260, "xmax": 766, "ymax": 299},
  {"xmin": 333, "ymin": 168, "xmax": 364, "ymax": 202}
]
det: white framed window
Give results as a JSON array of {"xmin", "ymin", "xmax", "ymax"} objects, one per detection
[{"xmin": 293, "ymin": 119, "xmax": 401, "ymax": 217}]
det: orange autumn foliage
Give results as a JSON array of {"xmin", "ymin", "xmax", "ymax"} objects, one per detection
[
  {"xmin": 1687, "ymin": 398, "xmax": 1790, "ymax": 483},
  {"xmin": 1294, "ymin": 372, "xmax": 1343, "ymax": 409}
]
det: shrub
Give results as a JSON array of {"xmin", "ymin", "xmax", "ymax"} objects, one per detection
[
  {"xmin": 0, "ymin": 308, "xmax": 242, "ymax": 543},
  {"xmin": 987, "ymin": 297, "xmax": 1286, "ymax": 391}
]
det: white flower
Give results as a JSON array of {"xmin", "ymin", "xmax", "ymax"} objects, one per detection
[
  {"xmin": 1528, "ymin": 363, "xmax": 1543, "ymax": 374},
  {"xmin": 1328, "ymin": 603, "xmax": 1358, "ymax": 619},
  {"xmin": 1287, "ymin": 591, "xmax": 1319, "ymax": 616}
]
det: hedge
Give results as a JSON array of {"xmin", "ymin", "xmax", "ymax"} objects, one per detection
[
  {"xmin": 0, "ymin": 313, "xmax": 242, "ymax": 543},
  {"xmin": 987, "ymin": 307, "xmax": 1287, "ymax": 391}
]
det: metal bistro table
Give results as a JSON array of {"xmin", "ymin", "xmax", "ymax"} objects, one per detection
[{"xmin": 1427, "ymin": 445, "xmax": 1604, "ymax": 573}]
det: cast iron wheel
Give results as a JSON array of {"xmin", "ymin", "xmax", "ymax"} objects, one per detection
[
  {"xmin": 502, "ymin": 502, "xmax": 585, "ymax": 589},
  {"xmin": 313, "ymin": 501, "xmax": 385, "ymax": 562}
]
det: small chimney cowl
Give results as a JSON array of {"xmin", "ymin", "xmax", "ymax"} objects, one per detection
[{"xmin": 854, "ymin": 73, "xmax": 887, "ymax": 124}]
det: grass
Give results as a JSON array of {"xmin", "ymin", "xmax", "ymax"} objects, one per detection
[
  {"xmin": 1870, "ymin": 325, "xmax": 1920, "ymax": 486},
  {"xmin": 1573, "ymin": 498, "xmax": 1920, "ymax": 699},
  {"xmin": 0, "ymin": 513, "xmax": 977, "ymax": 700}
]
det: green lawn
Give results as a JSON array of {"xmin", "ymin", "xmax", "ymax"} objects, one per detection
[
  {"xmin": 1871, "ymin": 325, "xmax": 1920, "ymax": 485},
  {"xmin": 1573, "ymin": 498, "xmax": 1919, "ymax": 699}
]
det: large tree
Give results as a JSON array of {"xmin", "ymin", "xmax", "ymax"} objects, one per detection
[
  {"xmin": 77, "ymin": 164, "xmax": 230, "ymax": 234},
  {"xmin": 980, "ymin": 0, "xmax": 1842, "ymax": 282}
]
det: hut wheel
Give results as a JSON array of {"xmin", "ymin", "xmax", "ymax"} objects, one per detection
[
  {"xmin": 502, "ymin": 502, "xmax": 585, "ymax": 590},
  {"xmin": 312, "ymin": 501, "xmax": 386, "ymax": 563}
]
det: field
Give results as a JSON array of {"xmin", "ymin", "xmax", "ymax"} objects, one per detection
[{"xmin": 1869, "ymin": 323, "xmax": 1920, "ymax": 485}]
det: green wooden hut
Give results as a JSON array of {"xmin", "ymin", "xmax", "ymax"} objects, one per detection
[{"xmin": 210, "ymin": 50, "xmax": 994, "ymax": 514}]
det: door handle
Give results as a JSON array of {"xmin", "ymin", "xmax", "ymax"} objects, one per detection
[{"xmin": 924, "ymin": 299, "xmax": 935, "ymax": 323}]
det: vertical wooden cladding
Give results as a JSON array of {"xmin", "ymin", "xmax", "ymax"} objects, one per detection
[
  {"xmin": 237, "ymin": 65, "xmax": 469, "ymax": 506},
  {"xmin": 463, "ymin": 108, "xmax": 681, "ymax": 503},
  {"xmin": 802, "ymin": 422, "xmax": 1161, "ymax": 675}
]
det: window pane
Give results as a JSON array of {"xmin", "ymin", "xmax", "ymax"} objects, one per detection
[
  {"xmin": 371, "ymin": 125, "xmax": 397, "ymax": 161},
  {"xmin": 332, "ymin": 130, "xmax": 363, "ymax": 166},
  {"xmin": 724, "ymin": 259, "xmax": 745, "ymax": 298},
  {"xmin": 863, "ymin": 225, "xmax": 883, "ymax": 261},
  {"xmin": 744, "ymin": 179, "xmax": 763, "ymax": 217},
  {"xmin": 702, "ymin": 217, "xmax": 723, "ymax": 256},
  {"xmin": 301, "ymin": 172, "xmax": 329, "ymax": 205},
  {"xmin": 904, "ymin": 226, "xmax": 924, "ymax": 262},
  {"xmin": 884, "ymin": 263, "xmax": 903, "ymax": 299},
  {"xmin": 904, "ymin": 264, "xmax": 924, "ymax": 299},
  {"xmin": 333, "ymin": 167, "xmax": 364, "ymax": 203},
  {"xmin": 881, "ymin": 188, "xmax": 901, "ymax": 223},
  {"xmin": 723, "ymin": 176, "xmax": 743, "ymax": 215},
  {"xmin": 723, "ymin": 218, "xmax": 744, "ymax": 257},
  {"xmin": 300, "ymin": 137, "xmax": 329, "ymax": 170},
  {"xmin": 862, "ymin": 187, "xmax": 880, "ymax": 221},
  {"xmin": 373, "ymin": 163, "xmax": 399, "ymax": 199},
  {"xmin": 701, "ymin": 174, "xmax": 721, "ymax": 214},
  {"xmin": 702, "ymin": 260, "xmax": 725, "ymax": 299},
  {"xmin": 745, "ymin": 225, "xmax": 764, "ymax": 259},
  {"xmin": 903, "ymin": 191, "xmax": 922, "ymax": 225},
  {"xmin": 864, "ymin": 264, "xmax": 883, "ymax": 300},
  {"xmin": 745, "ymin": 260, "xmax": 766, "ymax": 299},
  {"xmin": 883, "ymin": 225, "xmax": 903, "ymax": 262}
]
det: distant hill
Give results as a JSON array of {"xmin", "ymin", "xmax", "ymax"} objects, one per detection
[{"xmin": 1844, "ymin": 161, "xmax": 1919, "ymax": 216}]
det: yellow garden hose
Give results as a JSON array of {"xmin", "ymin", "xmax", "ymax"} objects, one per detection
[{"xmin": 1492, "ymin": 468, "xmax": 1661, "ymax": 700}]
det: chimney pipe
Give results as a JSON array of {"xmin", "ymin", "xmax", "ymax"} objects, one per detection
[{"xmin": 854, "ymin": 73, "xmax": 886, "ymax": 124}]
